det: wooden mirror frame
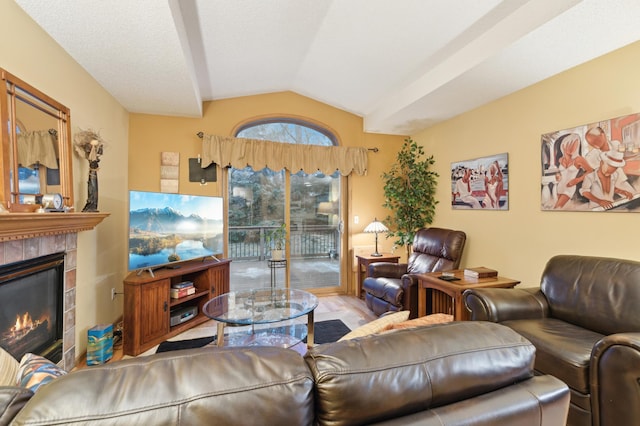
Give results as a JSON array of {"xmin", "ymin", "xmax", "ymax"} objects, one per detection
[{"xmin": 0, "ymin": 68, "xmax": 74, "ymax": 211}]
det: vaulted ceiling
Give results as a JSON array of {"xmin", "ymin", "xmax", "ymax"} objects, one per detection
[{"xmin": 15, "ymin": 0, "xmax": 640, "ymax": 135}]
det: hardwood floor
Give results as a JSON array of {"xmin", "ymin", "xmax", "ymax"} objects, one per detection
[
  {"xmin": 75, "ymin": 295, "xmax": 376, "ymax": 370},
  {"xmin": 314, "ymin": 294, "xmax": 378, "ymax": 326}
]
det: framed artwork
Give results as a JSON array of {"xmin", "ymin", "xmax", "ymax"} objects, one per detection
[
  {"xmin": 160, "ymin": 151, "xmax": 180, "ymax": 193},
  {"xmin": 541, "ymin": 113, "xmax": 640, "ymax": 212},
  {"xmin": 451, "ymin": 153, "xmax": 508, "ymax": 210}
]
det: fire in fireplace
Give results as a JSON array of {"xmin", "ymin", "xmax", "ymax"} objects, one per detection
[{"xmin": 0, "ymin": 253, "xmax": 64, "ymax": 363}]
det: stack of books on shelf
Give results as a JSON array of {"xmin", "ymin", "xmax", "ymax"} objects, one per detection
[
  {"xmin": 171, "ymin": 280, "xmax": 196, "ymax": 299},
  {"xmin": 463, "ymin": 267, "xmax": 498, "ymax": 278}
]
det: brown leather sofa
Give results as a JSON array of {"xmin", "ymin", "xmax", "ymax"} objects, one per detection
[
  {"xmin": 363, "ymin": 227, "xmax": 466, "ymax": 318},
  {"xmin": 464, "ymin": 255, "xmax": 640, "ymax": 426},
  {"xmin": 2, "ymin": 321, "xmax": 568, "ymax": 425}
]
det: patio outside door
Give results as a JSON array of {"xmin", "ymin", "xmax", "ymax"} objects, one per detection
[
  {"xmin": 227, "ymin": 167, "xmax": 343, "ymax": 293},
  {"xmin": 289, "ymin": 170, "xmax": 341, "ymax": 292}
]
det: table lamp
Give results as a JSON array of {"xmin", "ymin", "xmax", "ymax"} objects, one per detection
[{"xmin": 364, "ymin": 218, "xmax": 388, "ymax": 257}]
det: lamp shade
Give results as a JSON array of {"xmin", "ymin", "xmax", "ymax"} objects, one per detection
[
  {"xmin": 364, "ymin": 218, "xmax": 388, "ymax": 233},
  {"xmin": 364, "ymin": 218, "xmax": 388, "ymax": 257}
]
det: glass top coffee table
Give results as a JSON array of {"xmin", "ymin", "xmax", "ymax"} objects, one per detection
[{"xmin": 202, "ymin": 288, "xmax": 319, "ymax": 349}]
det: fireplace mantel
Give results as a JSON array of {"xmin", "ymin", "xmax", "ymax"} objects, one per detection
[{"xmin": 0, "ymin": 212, "xmax": 109, "ymax": 241}]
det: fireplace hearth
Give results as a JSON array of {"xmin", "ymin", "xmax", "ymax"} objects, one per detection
[{"xmin": 0, "ymin": 253, "xmax": 64, "ymax": 363}]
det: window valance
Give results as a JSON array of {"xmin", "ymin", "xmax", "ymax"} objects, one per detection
[
  {"xmin": 201, "ymin": 133, "xmax": 368, "ymax": 176},
  {"xmin": 17, "ymin": 130, "xmax": 58, "ymax": 169}
]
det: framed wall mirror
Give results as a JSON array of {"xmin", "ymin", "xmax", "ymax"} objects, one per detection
[{"xmin": 0, "ymin": 68, "xmax": 74, "ymax": 211}]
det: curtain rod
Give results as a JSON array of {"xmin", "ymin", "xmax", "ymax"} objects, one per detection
[{"xmin": 196, "ymin": 131, "xmax": 378, "ymax": 152}]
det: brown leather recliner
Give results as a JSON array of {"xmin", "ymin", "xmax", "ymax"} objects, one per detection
[
  {"xmin": 363, "ymin": 227, "xmax": 466, "ymax": 318},
  {"xmin": 464, "ymin": 255, "xmax": 640, "ymax": 426}
]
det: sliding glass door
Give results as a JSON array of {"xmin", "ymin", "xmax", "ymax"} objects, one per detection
[
  {"xmin": 289, "ymin": 170, "xmax": 341, "ymax": 291},
  {"xmin": 228, "ymin": 166, "xmax": 285, "ymax": 290},
  {"xmin": 227, "ymin": 119, "xmax": 344, "ymax": 293}
]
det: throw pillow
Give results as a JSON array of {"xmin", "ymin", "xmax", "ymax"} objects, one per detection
[
  {"xmin": 380, "ymin": 313, "xmax": 453, "ymax": 332},
  {"xmin": 16, "ymin": 353, "xmax": 67, "ymax": 393},
  {"xmin": 338, "ymin": 311, "xmax": 410, "ymax": 341},
  {"xmin": 0, "ymin": 346, "xmax": 19, "ymax": 386}
]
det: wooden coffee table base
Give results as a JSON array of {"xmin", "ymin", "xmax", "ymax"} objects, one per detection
[{"xmin": 417, "ymin": 270, "xmax": 519, "ymax": 321}]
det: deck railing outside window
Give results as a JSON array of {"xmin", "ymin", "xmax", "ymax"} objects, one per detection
[{"xmin": 229, "ymin": 225, "xmax": 339, "ymax": 260}]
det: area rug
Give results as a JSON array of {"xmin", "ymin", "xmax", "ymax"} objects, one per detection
[
  {"xmin": 304, "ymin": 319, "xmax": 351, "ymax": 344},
  {"xmin": 156, "ymin": 319, "xmax": 351, "ymax": 353}
]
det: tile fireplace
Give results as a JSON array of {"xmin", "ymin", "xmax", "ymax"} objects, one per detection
[
  {"xmin": 0, "ymin": 252, "xmax": 64, "ymax": 364},
  {"xmin": 0, "ymin": 233, "xmax": 78, "ymax": 370},
  {"xmin": 0, "ymin": 212, "xmax": 108, "ymax": 371}
]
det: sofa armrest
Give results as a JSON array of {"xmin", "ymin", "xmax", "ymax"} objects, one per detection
[
  {"xmin": 0, "ymin": 386, "xmax": 33, "ymax": 426},
  {"xmin": 591, "ymin": 332, "xmax": 640, "ymax": 425},
  {"xmin": 400, "ymin": 273, "xmax": 417, "ymax": 287},
  {"xmin": 368, "ymin": 262, "xmax": 408, "ymax": 279},
  {"xmin": 398, "ymin": 274, "xmax": 421, "ymax": 319},
  {"xmin": 463, "ymin": 287, "xmax": 549, "ymax": 322}
]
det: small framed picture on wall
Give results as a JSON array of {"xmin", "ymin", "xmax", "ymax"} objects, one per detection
[{"xmin": 451, "ymin": 153, "xmax": 509, "ymax": 210}]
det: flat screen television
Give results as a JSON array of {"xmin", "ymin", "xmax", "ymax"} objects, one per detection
[{"xmin": 128, "ymin": 190, "xmax": 224, "ymax": 272}]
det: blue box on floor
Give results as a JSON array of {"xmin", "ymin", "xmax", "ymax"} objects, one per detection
[{"xmin": 87, "ymin": 324, "xmax": 113, "ymax": 365}]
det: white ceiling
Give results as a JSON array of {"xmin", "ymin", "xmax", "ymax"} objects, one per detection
[{"xmin": 14, "ymin": 0, "xmax": 640, "ymax": 135}]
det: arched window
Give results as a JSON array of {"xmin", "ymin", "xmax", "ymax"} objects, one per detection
[{"xmin": 236, "ymin": 118, "xmax": 337, "ymax": 146}]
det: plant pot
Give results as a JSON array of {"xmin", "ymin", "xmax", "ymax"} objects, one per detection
[{"xmin": 271, "ymin": 249, "xmax": 285, "ymax": 260}]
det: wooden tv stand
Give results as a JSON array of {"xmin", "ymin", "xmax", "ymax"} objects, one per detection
[{"xmin": 123, "ymin": 258, "xmax": 231, "ymax": 356}]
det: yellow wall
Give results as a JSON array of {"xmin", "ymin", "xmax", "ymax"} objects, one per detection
[
  {"xmin": 2, "ymin": 1, "xmax": 129, "ymax": 357},
  {"xmin": 10, "ymin": 0, "xmax": 639, "ymax": 357},
  {"xmin": 414, "ymin": 40, "xmax": 640, "ymax": 286},
  {"xmin": 129, "ymin": 92, "xmax": 406, "ymax": 293}
]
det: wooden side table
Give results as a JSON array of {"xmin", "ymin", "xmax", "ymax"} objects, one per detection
[
  {"xmin": 355, "ymin": 253, "xmax": 400, "ymax": 298},
  {"xmin": 417, "ymin": 270, "xmax": 520, "ymax": 321}
]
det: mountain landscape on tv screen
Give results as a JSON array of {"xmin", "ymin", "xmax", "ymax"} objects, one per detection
[{"xmin": 128, "ymin": 207, "xmax": 223, "ymax": 270}]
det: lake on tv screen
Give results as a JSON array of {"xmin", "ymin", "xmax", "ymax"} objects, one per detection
[{"xmin": 129, "ymin": 240, "xmax": 216, "ymax": 270}]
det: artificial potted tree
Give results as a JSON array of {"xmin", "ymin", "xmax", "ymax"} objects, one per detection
[
  {"xmin": 382, "ymin": 137, "xmax": 439, "ymax": 259},
  {"xmin": 266, "ymin": 223, "xmax": 287, "ymax": 260}
]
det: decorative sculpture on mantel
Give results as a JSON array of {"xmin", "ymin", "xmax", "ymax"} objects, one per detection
[{"xmin": 74, "ymin": 129, "xmax": 106, "ymax": 212}]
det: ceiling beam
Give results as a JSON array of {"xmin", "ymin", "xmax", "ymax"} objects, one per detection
[{"xmin": 364, "ymin": 0, "xmax": 582, "ymax": 133}]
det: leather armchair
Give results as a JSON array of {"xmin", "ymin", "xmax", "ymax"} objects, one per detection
[
  {"xmin": 463, "ymin": 255, "xmax": 640, "ymax": 426},
  {"xmin": 363, "ymin": 227, "xmax": 466, "ymax": 318}
]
